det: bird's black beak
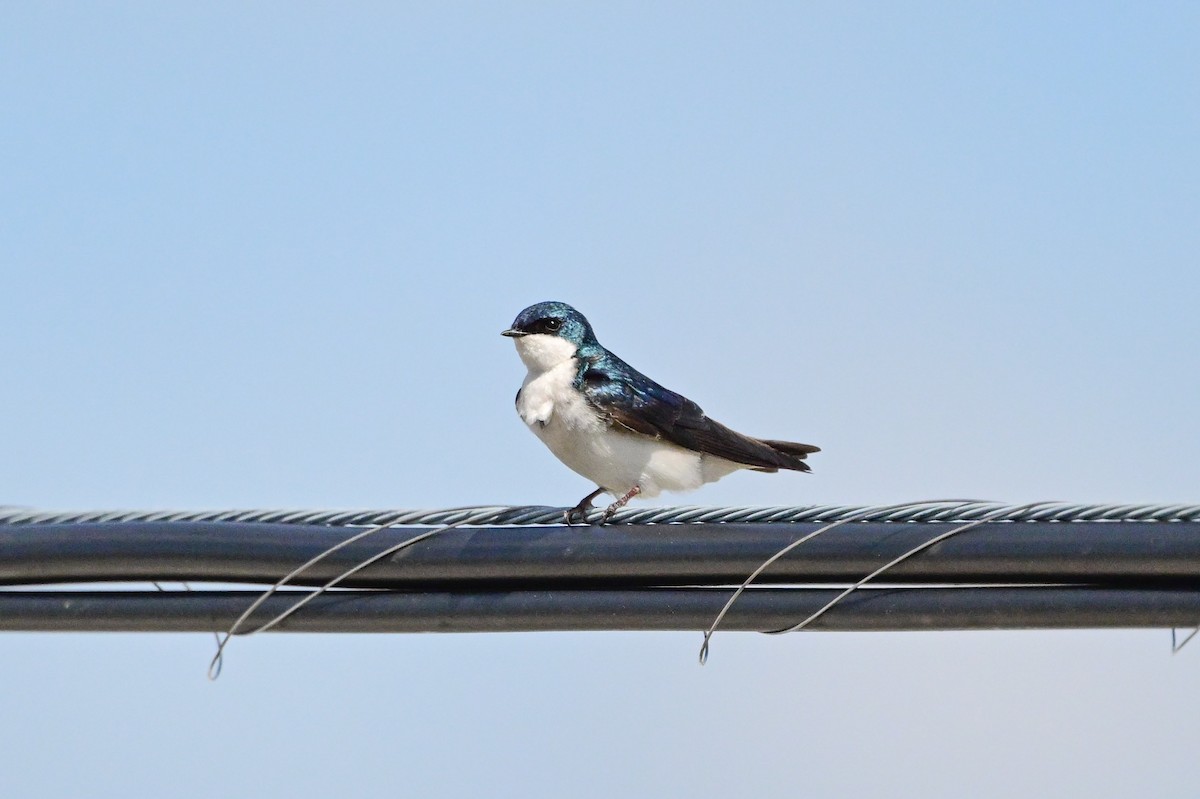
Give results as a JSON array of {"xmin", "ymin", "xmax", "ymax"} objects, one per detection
[{"xmin": 501, "ymin": 328, "xmax": 527, "ymax": 338}]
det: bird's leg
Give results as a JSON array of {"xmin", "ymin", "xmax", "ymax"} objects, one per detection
[
  {"xmin": 565, "ymin": 486, "xmax": 606, "ymax": 526},
  {"xmin": 599, "ymin": 485, "xmax": 641, "ymax": 525}
]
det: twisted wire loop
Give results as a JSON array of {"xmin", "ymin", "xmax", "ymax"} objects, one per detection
[{"xmin": 1, "ymin": 501, "xmax": 1198, "ymax": 527}]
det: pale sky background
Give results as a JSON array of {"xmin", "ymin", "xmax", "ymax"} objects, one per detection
[{"xmin": 2, "ymin": 3, "xmax": 1199, "ymax": 797}]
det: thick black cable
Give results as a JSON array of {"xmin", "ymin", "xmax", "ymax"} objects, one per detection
[
  {"xmin": 2, "ymin": 520, "xmax": 1199, "ymax": 589},
  {"xmin": 3, "ymin": 587, "xmax": 1200, "ymax": 633}
]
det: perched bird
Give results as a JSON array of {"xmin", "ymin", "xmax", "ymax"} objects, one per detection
[{"xmin": 502, "ymin": 301, "xmax": 819, "ymax": 524}]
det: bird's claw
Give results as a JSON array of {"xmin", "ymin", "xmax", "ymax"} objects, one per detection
[
  {"xmin": 564, "ymin": 504, "xmax": 593, "ymax": 526},
  {"xmin": 564, "ymin": 487, "xmax": 606, "ymax": 526}
]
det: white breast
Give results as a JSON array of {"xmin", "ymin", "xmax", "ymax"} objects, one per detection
[{"xmin": 512, "ymin": 334, "xmax": 743, "ymax": 498}]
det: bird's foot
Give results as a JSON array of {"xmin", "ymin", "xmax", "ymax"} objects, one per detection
[
  {"xmin": 564, "ymin": 503, "xmax": 591, "ymax": 526},
  {"xmin": 564, "ymin": 487, "xmax": 606, "ymax": 526},
  {"xmin": 598, "ymin": 486, "xmax": 642, "ymax": 525}
]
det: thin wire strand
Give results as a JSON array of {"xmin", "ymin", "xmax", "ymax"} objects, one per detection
[
  {"xmin": 1172, "ymin": 627, "xmax": 1200, "ymax": 654},
  {"xmin": 697, "ymin": 498, "xmax": 987, "ymax": 664},
  {"xmin": 245, "ymin": 507, "xmax": 501, "ymax": 635},
  {"xmin": 205, "ymin": 507, "xmax": 500, "ymax": 679},
  {"xmin": 766, "ymin": 500, "xmax": 1057, "ymax": 635},
  {"xmin": 153, "ymin": 581, "xmax": 226, "ymax": 677},
  {"xmin": 206, "ymin": 511, "xmax": 404, "ymax": 679}
]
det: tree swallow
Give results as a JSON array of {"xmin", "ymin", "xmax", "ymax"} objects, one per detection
[{"xmin": 502, "ymin": 301, "xmax": 819, "ymax": 524}]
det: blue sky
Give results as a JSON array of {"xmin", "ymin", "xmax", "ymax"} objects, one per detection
[{"xmin": 2, "ymin": 3, "xmax": 1198, "ymax": 797}]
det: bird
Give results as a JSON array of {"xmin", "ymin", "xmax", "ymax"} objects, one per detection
[{"xmin": 502, "ymin": 301, "xmax": 819, "ymax": 524}]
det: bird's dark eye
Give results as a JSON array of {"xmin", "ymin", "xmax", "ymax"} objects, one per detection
[{"xmin": 543, "ymin": 318, "xmax": 562, "ymax": 332}]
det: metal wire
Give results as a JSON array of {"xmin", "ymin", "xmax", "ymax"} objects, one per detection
[
  {"xmin": 2, "ymin": 501, "xmax": 1197, "ymax": 639},
  {"xmin": 2, "ymin": 501, "xmax": 1199, "ymax": 527}
]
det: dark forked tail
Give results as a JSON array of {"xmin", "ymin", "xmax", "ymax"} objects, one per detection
[{"xmin": 757, "ymin": 439, "xmax": 820, "ymax": 473}]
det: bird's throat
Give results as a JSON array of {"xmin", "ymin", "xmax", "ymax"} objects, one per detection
[{"xmin": 513, "ymin": 333, "xmax": 579, "ymax": 374}]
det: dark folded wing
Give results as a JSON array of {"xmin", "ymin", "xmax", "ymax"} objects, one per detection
[{"xmin": 580, "ymin": 357, "xmax": 817, "ymax": 472}]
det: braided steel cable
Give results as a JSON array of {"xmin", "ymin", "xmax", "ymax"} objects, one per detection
[{"xmin": 2, "ymin": 501, "xmax": 1199, "ymax": 527}]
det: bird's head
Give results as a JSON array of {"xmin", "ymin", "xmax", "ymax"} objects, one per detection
[{"xmin": 502, "ymin": 301, "xmax": 598, "ymax": 372}]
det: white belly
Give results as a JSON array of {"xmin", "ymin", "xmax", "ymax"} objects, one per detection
[{"xmin": 515, "ymin": 359, "xmax": 741, "ymax": 498}]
